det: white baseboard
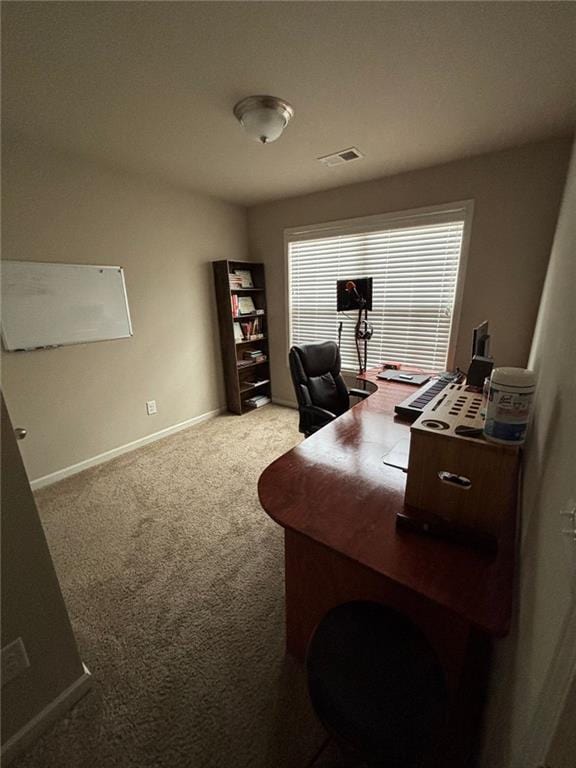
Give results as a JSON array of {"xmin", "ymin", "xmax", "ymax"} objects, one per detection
[
  {"xmin": 30, "ymin": 407, "xmax": 223, "ymax": 490},
  {"xmin": 1, "ymin": 664, "xmax": 92, "ymax": 765},
  {"xmin": 272, "ymin": 397, "xmax": 297, "ymax": 409}
]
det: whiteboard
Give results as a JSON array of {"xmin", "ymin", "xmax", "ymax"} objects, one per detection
[{"xmin": 1, "ymin": 261, "xmax": 133, "ymax": 351}]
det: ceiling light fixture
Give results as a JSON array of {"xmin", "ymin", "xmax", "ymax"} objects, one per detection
[{"xmin": 233, "ymin": 95, "xmax": 294, "ymax": 144}]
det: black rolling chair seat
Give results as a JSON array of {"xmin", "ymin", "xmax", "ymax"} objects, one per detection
[
  {"xmin": 306, "ymin": 602, "xmax": 447, "ymax": 767},
  {"xmin": 289, "ymin": 341, "xmax": 369, "ymax": 437}
]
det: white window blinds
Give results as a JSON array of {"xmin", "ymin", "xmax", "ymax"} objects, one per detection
[{"xmin": 288, "ymin": 206, "xmax": 469, "ymax": 372}]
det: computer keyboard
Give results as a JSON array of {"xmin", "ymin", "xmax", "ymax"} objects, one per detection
[{"xmin": 394, "ymin": 372, "xmax": 464, "ymax": 422}]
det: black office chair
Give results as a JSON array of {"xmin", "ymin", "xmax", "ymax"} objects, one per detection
[
  {"xmin": 289, "ymin": 341, "xmax": 370, "ymax": 437},
  {"xmin": 306, "ymin": 601, "xmax": 448, "ymax": 768}
]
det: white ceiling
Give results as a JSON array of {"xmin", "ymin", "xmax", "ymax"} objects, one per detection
[{"xmin": 3, "ymin": 1, "xmax": 575, "ymax": 206}]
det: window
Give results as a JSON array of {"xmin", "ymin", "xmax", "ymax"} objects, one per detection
[{"xmin": 286, "ymin": 202, "xmax": 472, "ymax": 372}]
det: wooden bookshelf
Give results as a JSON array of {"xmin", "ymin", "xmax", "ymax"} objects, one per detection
[{"xmin": 212, "ymin": 260, "xmax": 271, "ymax": 414}]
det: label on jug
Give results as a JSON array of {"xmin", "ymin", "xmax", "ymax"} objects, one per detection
[{"xmin": 484, "ymin": 387, "xmax": 533, "ymax": 444}]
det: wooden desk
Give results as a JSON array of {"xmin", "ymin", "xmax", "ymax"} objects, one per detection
[{"xmin": 258, "ymin": 369, "xmax": 517, "ymax": 766}]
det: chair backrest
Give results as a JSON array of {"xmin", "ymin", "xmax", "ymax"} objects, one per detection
[{"xmin": 289, "ymin": 341, "xmax": 350, "ymax": 417}]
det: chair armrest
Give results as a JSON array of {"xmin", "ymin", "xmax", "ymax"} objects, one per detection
[
  {"xmin": 348, "ymin": 388, "xmax": 370, "ymax": 400},
  {"xmin": 302, "ymin": 405, "xmax": 337, "ymax": 421}
]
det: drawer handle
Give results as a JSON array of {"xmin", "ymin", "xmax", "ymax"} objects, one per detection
[{"xmin": 438, "ymin": 471, "xmax": 472, "ymax": 489}]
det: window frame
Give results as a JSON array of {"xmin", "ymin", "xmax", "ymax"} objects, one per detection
[{"xmin": 284, "ymin": 200, "xmax": 474, "ymax": 373}]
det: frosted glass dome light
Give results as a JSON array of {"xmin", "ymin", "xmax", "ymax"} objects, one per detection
[{"xmin": 233, "ymin": 95, "xmax": 294, "ymax": 144}]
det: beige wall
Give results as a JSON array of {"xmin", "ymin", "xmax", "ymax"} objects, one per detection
[
  {"xmin": 480, "ymin": 139, "xmax": 576, "ymax": 767},
  {"xmin": 1, "ymin": 395, "xmax": 86, "ymax": 748},
  {"xmin": 247, "ymin": 138, "xmax": 571, "ymax": 403},
  {"xmin": 1, "ymin": 140, "xmax": 248, "ymax": 481}
]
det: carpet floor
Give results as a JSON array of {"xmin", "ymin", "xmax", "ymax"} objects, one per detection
[{"xmin": 14, "ymin": 405, "xmax": 331, "ymax": 768}]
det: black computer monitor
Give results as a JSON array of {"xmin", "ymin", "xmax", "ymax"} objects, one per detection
[
  {"xmin": 336, "ymin": 278, "xmax": 373, "ymax": 311},
  {"xmin": 472, "ymin": 320, "xmax": 490, "ymax": 358}
]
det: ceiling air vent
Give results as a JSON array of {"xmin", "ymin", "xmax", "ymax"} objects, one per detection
[{"xmin": 317, "ymin": 147, "xmax": 364, "ymax": 168}]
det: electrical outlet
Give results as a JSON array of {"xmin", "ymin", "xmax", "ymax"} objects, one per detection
[
  {"xmin": 146, "ymin": 400, "xmax": 157, "ymax": 416},
  {"xmin": 1, "ymin": 637, "xmax": 30, "ymax": 687}
]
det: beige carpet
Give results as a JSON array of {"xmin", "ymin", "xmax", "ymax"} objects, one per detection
[{"xmin": 14, "ymin": 405, "xmax": 330, "ymax": 768}]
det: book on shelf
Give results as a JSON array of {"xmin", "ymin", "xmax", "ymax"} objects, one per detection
[
  {"xmin": 233, "ymin": 323, "xmax": 244, "ymax": 342},
  {"xmin": 238, "ymin": 354, "xmax": 267, "ymax": 367},
  {"xmin": 229, "ymin": 273, "xmax": 243, "ymax": 289},
  {"xmin": 243, "ymin": 349, "xmax": 265, "ymax": 359},
  {"xmin": 238, "ymin": 296, "xmax": 256, "ymax": 315},
  {"xmin": 231, "ymin": 294, "xmax": 239, "ymax": 317},
  {"xmin": 233, "ymin": 269, "xmax": 254, "ymax": 288},
  {"xmin": 245, "ymin": 395, "xmax": 271, "ymax": 408},
  {"xmin": 244, "ymin": 358, "xmax": 266, "ymax": 365},
  {"xmin": 238, "ymin": 317, "xmax": 263, "ymax": 341}
]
